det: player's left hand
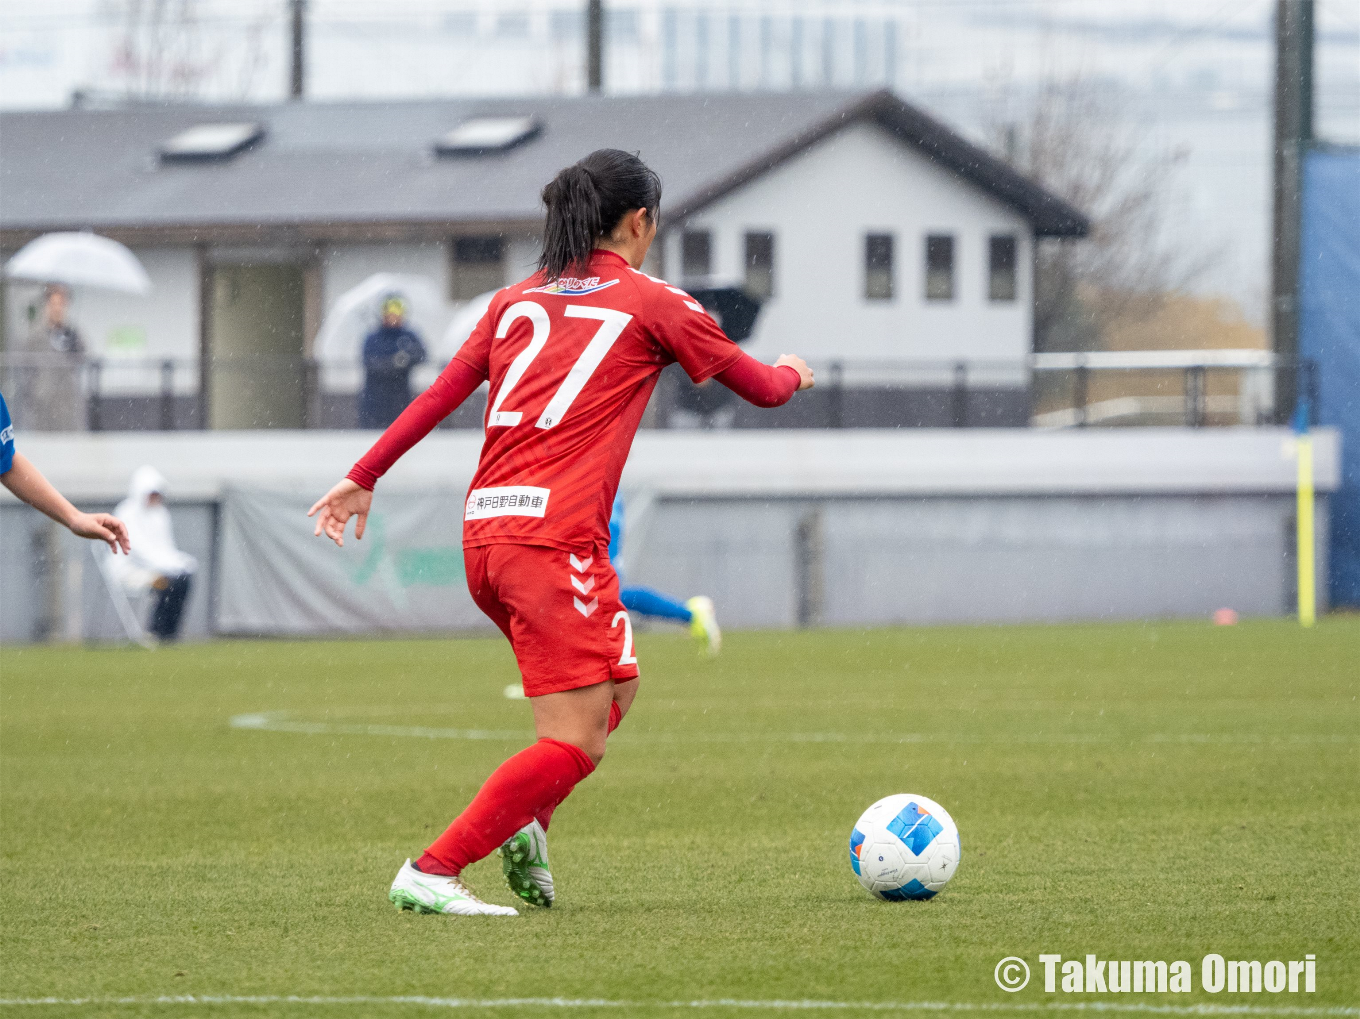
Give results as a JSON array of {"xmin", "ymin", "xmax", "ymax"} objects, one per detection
[
  {"xmin": 69, "ymin": 511, "xmax": 131, "ymax": 554},
  {"xmin": 309, "ymin": 478, "xmax": 372, "ymax": 548}
]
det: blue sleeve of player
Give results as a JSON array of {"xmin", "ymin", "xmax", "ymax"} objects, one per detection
[
  {"xmin": 0, "ymin": 392, "xmax": 14, "ymax": 475},
  {"xmin": 608, "ymin": 492, "xmax": 624, "ymax": 561}
]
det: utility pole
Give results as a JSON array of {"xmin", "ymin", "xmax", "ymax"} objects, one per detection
[
  {"xmin": 587, "ymin": 0, "xmax": 604, "ymax": 93},
  {"xmin": 1271, "ymin": 0, "xmax": 1314, "ymax": 421},
  {"xmin": 289, "ymin": 0, "xmax": 307, "ymax": 100}
]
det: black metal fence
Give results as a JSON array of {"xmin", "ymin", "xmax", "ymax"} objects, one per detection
[
  {"xmin": 1029, "ymin": 352, "xmax": 1317, "ymax": 429},
  {"xmin": 659, "ymin": 360, "xmax": 1032, "ymax": 429},
  {"xmin": 0, "ymin": 352, "xmax": 1314, "ymax": 432}
]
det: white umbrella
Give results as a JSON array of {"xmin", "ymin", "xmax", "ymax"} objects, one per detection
[
  {"xmin": 438, "ymin": 289, "xmax": 497, "ymax": 361},
  {"xmin": 5, "ymin": 231, "xmax": 152, "ymax": 294},
  {"xmin": 314, "ymin": 273, "xmax": 446, "ymax": 363}
]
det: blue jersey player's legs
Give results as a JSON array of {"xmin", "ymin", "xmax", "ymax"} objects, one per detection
[
  {"xmin": 620, "ymin": 585, "xmax": 693, "ymax": 622},
  {"xmin": 611, "ymin": 493, "xmax": 721, "ymax": 653}
]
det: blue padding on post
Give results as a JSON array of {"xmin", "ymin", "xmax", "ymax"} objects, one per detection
[{"xmin": 1301, "ymin": 147, "xmax": 1360, "ymax": 605}]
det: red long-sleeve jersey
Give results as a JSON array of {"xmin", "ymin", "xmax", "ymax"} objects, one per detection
[{"xmin": 349, "ymin": 249, "xmax": 799, "ymax": 556}]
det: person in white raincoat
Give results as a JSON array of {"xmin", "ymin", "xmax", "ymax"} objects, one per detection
[{"xmin": 110, "ymin": 466, "xmax": 197, "ymax": 639}]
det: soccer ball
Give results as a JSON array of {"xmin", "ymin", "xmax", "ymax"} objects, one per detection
[{"xmin": 849, "ymin": 793, "xmax": 960, "ymax": 901}]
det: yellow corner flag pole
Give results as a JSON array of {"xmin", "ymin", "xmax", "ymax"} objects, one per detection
[{"xmin": 1294, "ymin": 402, "xmax": 1316, "ymax": 628}]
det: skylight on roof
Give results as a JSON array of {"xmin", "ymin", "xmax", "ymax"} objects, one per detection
[
  {"xmin": 160, "ymin": 122, "xmax": 264, "ymax": 162},
  {"xmin": 435, "ymin": 116, "xmax": 540, "ymax": 155}
]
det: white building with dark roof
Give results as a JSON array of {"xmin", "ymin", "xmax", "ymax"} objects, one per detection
[{"xmin": 0, "ymin": 89, "xmax": 1086, "ymax": 430}]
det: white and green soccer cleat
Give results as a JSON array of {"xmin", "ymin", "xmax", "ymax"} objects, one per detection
[
  {"xmin": 686, "ymin": 595, "xmax": 722, "ymax": 655},
  {"xmin": 499, "ymin": 820, "xmax": 554, "ymax": 908},
  {"xmin": 388, "ymin": 859, "xmax": 518, "ymax": 916}
]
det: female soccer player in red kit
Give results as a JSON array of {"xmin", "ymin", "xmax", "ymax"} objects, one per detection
[{"xmin": 310, "ymin": 149, "xmax": 813, "ymax": 916}]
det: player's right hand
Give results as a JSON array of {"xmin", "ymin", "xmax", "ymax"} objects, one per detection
[
  {"xmin": 69, "ymin": 511, "xmax": 131, "ymax": 554},
  {"xmin": 308, "ymin": 478, "xmax": 372, "ymax": 548},
  {"xmin": 776, "ymin": 354, "xmax": 815, "ymax": 391}
]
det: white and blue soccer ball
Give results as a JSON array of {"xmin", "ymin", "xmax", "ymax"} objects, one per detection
[{"xmin": 849, "ymin": 793, "xmax": 961, "ymax": 901}]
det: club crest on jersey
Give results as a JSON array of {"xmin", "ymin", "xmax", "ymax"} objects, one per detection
[{"xmin": 525, "ymin": 277, "xmax": 620, "ymax": 296}]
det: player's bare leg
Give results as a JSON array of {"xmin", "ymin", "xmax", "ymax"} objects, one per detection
[
  {"xmin": 611, "ymin": 675, "xmax": 639, "ymax": 721},
  {"xmin": 531, "ymin": 679, "xmax": 616, "ymax": 765}
]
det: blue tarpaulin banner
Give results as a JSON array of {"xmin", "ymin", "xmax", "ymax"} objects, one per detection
[{"xmin": 1300, "ymin": 146, "xmax": 1360, "ymax": 606}]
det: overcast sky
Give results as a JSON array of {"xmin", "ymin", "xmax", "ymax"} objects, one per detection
[{"xmin": 3, "ymin": 0, "xmax": 1358, "ymax": 320}]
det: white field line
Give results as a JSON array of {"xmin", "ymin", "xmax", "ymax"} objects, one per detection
[
  {"xmin": 229, "ymin": 714, "xmax": 525, "ymax": 741},
  {"xmin": 228, "ymin": 713, "xmax": 1353, "ymax": 747},
  {"xmin": 0, "ymin": 996, "xmax": 1355, "ymax": 1015}
]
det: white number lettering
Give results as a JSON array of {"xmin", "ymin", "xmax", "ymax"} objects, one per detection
[
  {"xmin": 612, "ymin": 610, "xmax": 637, "ymax": 666},
  {"xmin": 486, "ymin": 301, "xmax": 634, "ymax": 431},
  {"xmin": 487, "ymin": 301, "xmax": 551, "ymax": 427},
  {"xmin": 536, "ymin": 307, "xmax": 633, "ymax": 429}
]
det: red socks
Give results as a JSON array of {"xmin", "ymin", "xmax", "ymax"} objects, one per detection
[
  {"xmin": 417, "ymin": 737, "xmax": 594, "ymax": 876},
  {"xmin": 530, "ymin": 702, "xmax": 625, "ymax": 832},
  {"xmin": 531, "ymin": 700, "xmax": 625, "ymax": 832},
  {"xmin": 414, "ymin": 702, "xmax": 628, "ymax": 876}
]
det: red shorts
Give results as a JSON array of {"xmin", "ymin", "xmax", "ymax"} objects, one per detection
[{"xmin": 464, "ymin": 542, "xmax": 641, "ymax": 697}]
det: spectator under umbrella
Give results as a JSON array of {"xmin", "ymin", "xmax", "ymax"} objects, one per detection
[{"xmin": 361, "ymin": 294, "xmax": 428, "ymax": 429}]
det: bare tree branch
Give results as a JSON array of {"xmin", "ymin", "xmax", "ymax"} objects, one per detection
[
  {"xmin": 108, "ymin": 0, "xmax": 216, "ymax": 100},
  {"xmin": 987, "ymin": 76, "xmax": 1220, "ymax": 351}
]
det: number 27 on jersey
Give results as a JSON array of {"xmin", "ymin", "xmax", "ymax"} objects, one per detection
[{"xmin": 486, "ymin": 301, "xmax": 633, "ymax": 430}]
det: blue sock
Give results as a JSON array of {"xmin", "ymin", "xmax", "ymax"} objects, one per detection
[{"xmin": 621, "ymin": 586, "xmax": 692, "ymax": 623}]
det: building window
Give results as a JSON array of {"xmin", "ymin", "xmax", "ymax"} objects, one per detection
[
  {"xmin": 744, "ymin": 231, "xmax": 775, "ymax": 299},
  {"xmin": 451, "ymin": 236, "xmax": 504, "ymax": 300},
  {"xmin": 443, "ymin": 11, "xmax": 478, "ymax": 35},
  {"xmin": 925, "ymin": 234, "xmax": 954, "ymax": 301},
  {"xmin": 548, "ymin": 9, "xmax": 581, "ymax": 36},
  {"xmin": 494, "ymin": 13, "xmax": 529, "ymax": 37},
  {"xmin": 864, "ymin": 233, "xmax": 893, "ymax": 301},
  {"xmin": 989, "ymin": 234, "xmax": 1018, "ymax": 301},
  {"xmin": 682, "ymin": 230, "xmax": 711, "ymax": 280},
  {"xmin": 609, "ymin": 8, "xmax": 640, "ymax": 42}
]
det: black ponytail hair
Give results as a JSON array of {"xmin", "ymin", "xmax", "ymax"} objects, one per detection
[{"xmin": 538, "ymin": 149, "xmax": 661, "ymax": 281}]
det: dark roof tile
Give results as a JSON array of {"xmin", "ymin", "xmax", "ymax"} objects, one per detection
[{"xmin": 0, "ymin": 90, "xmax": 1087, "ymax": 238}]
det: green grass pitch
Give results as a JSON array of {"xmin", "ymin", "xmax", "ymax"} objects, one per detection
[{"xmin": 1, "ymin": 619, "xmax": 1356, "ymax": 1018}]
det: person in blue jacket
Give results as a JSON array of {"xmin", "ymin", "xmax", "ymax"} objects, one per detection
[
  {"xmin": 610, "ymin": 491, "xmax": 720, "ymax": 654},
  {"xmin": 360, "ymin": 295, "xmax": 428, "ymax": 429}
]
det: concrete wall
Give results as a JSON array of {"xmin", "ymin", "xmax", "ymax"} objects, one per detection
[
  {"xmin": 664, "ymin": 121, "xmax": 1034, "ymax": 365},
  {"xmin": 626, "ymin": 494, "xmax": 1319, "ymax": 629},
  {"xmin": 0, "ymin": 428, "xmax": 1339, "ymax": 644}
]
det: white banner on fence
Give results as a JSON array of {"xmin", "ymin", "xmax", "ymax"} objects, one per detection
[{"xmin": 216, "ymin": 487, "xmax": 490, "ymax": 635}]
